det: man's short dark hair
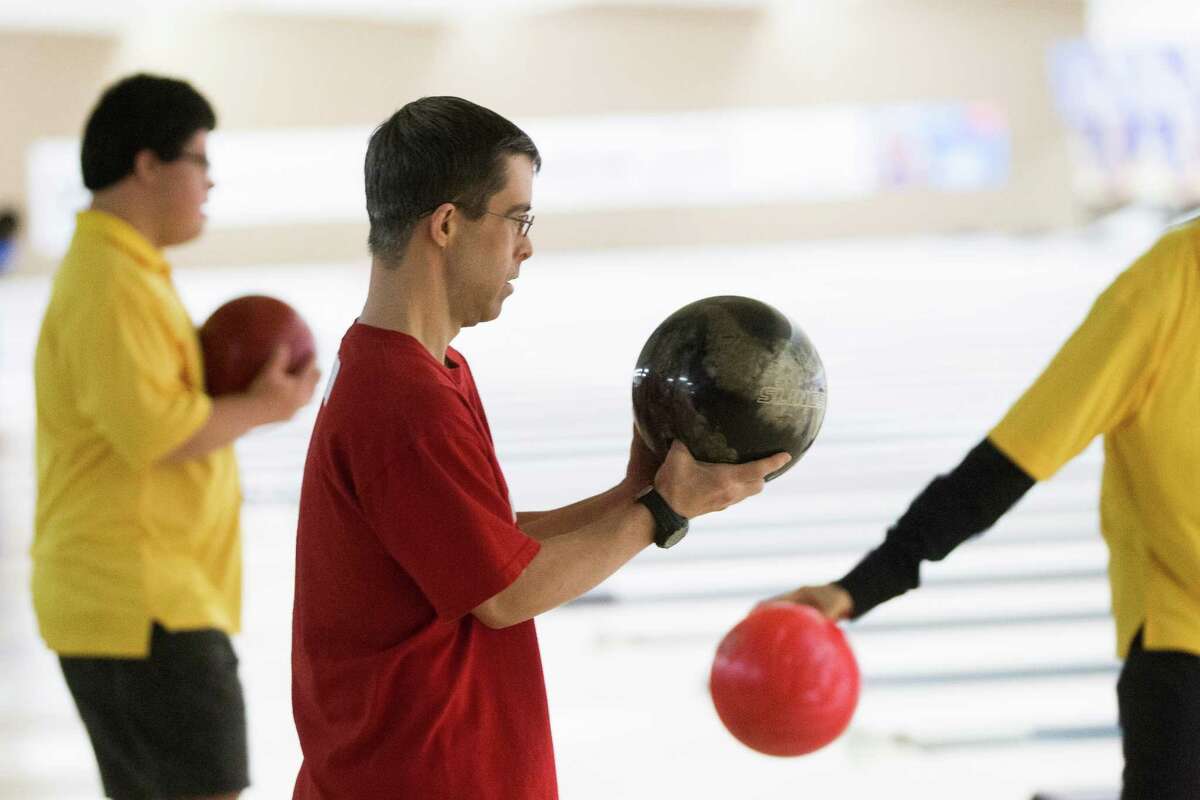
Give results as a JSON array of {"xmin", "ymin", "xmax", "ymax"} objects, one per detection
[
  {"xmin": 365, "ymin": 96, "xmax": 541, "ymax": 264},
  {"xmin": 81, "ymin": 73, "xmax": 217, "ymax": 191}
]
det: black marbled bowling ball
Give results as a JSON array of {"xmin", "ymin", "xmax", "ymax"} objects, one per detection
[{"xmin": 632, "ymin": 295, "xmax": 826, "ymax": 481}]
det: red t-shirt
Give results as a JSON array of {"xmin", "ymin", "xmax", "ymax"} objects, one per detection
[{"xmin": 292, "ymin": 323, "xmax": 556, "ymax": 800}]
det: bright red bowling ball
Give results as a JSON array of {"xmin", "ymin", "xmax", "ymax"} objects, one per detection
[
  {"xmin": 198, "ymin": 295, "xmax": 315, "ymax": 396},
  {"xmin": 709, "ymin": 602, "xmax": 859, "ymax": 756}
]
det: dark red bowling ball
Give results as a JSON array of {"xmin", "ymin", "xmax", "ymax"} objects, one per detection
[
  {"xmin": 198, "ymin": 295, "xmax": 315, "ymax": 396},
  {"xmin": 632, "ymin": 295, "xmax": 826, "ymax": 481},
  {"xmin": 710, "ymin": 602, "xmax": 859, "ymax": 756}
]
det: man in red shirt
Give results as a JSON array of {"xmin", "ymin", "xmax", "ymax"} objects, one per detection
[{"xmin": 291, "ymin": 97, "xmax": 790, "ymax": 799}]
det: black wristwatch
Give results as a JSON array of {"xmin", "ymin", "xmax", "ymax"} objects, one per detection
[{"xmin": 636, "ymin": 486, "xmax": 689, "ymax": 549}]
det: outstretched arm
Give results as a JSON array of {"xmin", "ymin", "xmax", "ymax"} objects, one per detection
[
  {"xmin": 770, "ymin": 437, "xmax": 1035, "ymax": 619},
  {"xmin": 476, "ymin": 442, "xmax": 790, "ymax": 628},
  {"xmin": 775, "ymin": 233, "xmax": 1188, "ymax": 620},
  {"xmin": 162, "ymin": 346, "xmax": 319, "ymax": 464},
  {"xmin": 516, "ymin": 483, "xmax": 640, "ymax": 540}
]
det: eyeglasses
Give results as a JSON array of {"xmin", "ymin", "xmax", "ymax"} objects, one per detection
[
  {"xmin": 416, "ymin": 203, "xmax": 535, "ymax": 238},
  {"xmin": 177, "ymin": 152, "xmax": 210, "ymax": 171},
  {"xmin": 483, "ymin": 210, "xmax": 535, "ymax": 238}
]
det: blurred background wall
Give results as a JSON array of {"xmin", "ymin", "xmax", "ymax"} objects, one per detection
[
  {"xmin": 1, "ymin": 0, "xmax": 1084, "ymax": 272},
  {"xmin": 9, "ymin": 4, "xmax": 1200, "ymax": 799}
]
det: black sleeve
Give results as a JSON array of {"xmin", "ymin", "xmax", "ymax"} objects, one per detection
[{"xmin": 834, "ymin": 437, "xmax": 1035, "ymax": 619}]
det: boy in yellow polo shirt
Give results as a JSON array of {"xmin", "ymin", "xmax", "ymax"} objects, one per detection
[
  {"xmin": 769, "ymin": 221, "xmax": 1200, "ymax": 799},
  {"xmin": 33, "ymin": 74, "xmax": 319, "ymax": 800}
]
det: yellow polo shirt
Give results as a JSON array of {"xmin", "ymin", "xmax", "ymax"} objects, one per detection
[
  {"xmin": 990, "ymin": 220, "xmax": 1200, "ymax": 659},
  {"xmin": 32, "ymin": 210, "xmax": 242, "ymax": 657}
]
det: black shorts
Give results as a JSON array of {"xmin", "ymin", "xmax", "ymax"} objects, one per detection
[
  {"xmin": 59, "ymin": 623, "xmax": 249, "ymax": 800},
  {"xmin": 1118, "ymin": 629, "xmax": 1200, "ymax": 800}
]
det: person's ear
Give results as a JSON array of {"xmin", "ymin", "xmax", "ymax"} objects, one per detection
[
  {"xmin": 428, "ymin": 202, "xmax": 456, "ymax": 248},
  {"xmin": 132, "ymin": 149, "xmax": 161, "ymax": 184}
]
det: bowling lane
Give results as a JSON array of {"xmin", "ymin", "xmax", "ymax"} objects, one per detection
[{"xmin": 0, "ymin": 228, "xmax": 1153, "ymax": 799}]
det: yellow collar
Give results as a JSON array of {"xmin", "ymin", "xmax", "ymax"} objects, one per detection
[{"xmin": 76, "ymin": 209, "xmax": 171, "ymax": 277}]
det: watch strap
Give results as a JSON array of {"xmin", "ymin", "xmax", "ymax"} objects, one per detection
[{"xmin": 636, "ymin": 487, "xmax": 689, "ymax": 548}]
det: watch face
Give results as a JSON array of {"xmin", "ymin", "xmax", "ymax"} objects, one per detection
[{"xmin": 659, "ymin": 528, "xmax": 687, "ymax": 549}]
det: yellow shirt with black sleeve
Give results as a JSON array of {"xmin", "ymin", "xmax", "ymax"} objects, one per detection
[
  {"xmin": 990, "ymin": 220, "xmax": 1200, "ymax": 660},
  {"xmin": 32, "ymin": 209, "xmax": 242, "ymax": 657}
]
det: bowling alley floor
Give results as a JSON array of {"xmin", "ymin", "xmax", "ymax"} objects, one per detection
[{"xmin": 1, "ymin": 222, "xmax": 1163, "ymax": 799}]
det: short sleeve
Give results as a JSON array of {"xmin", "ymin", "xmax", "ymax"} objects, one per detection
[
  {"xmin": 990, "ymin": 232, "xmax": 1187, "ymax": 480},
  {"xmin": 358, "ymin": 432, "xmax": 540, "ymax": 622},
  {"xmin": 70, "ymin": 275, "xmax": 211, "ymax": 469}
]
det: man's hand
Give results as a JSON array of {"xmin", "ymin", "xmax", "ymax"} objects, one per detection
[
  {"xmin": 246, "ymin": 345, "xmax": 321, "ymax": 425},
  {"xmin": 161, "ymin": 346, "xmax": 321, "ymax": 464},
  {"xmin": 653, "ymin": 440, "xmax": 790, "ymax": 519},
  {"xmin": 762, "ymin": 583, "xmax": 854, "ymax": 621}
]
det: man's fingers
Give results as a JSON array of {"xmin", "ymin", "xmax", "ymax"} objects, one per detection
[
  {"xmin": 293, "ymin": 353, "xmax": 317, "ymax": 373},
  {"xmin": 735, "ymin": 451, "xmax": 791, "ymax": 481},
  {"xmin": 302, "ymin": 366, "xmax": 322, "ymax": 391},
  {"xmin": 763, "ymin": 451, "xmax": 792, "ymax": 473},
  {"xmin": 265, "ymin": 343, "xmax": 291, "ymax": 372}
]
